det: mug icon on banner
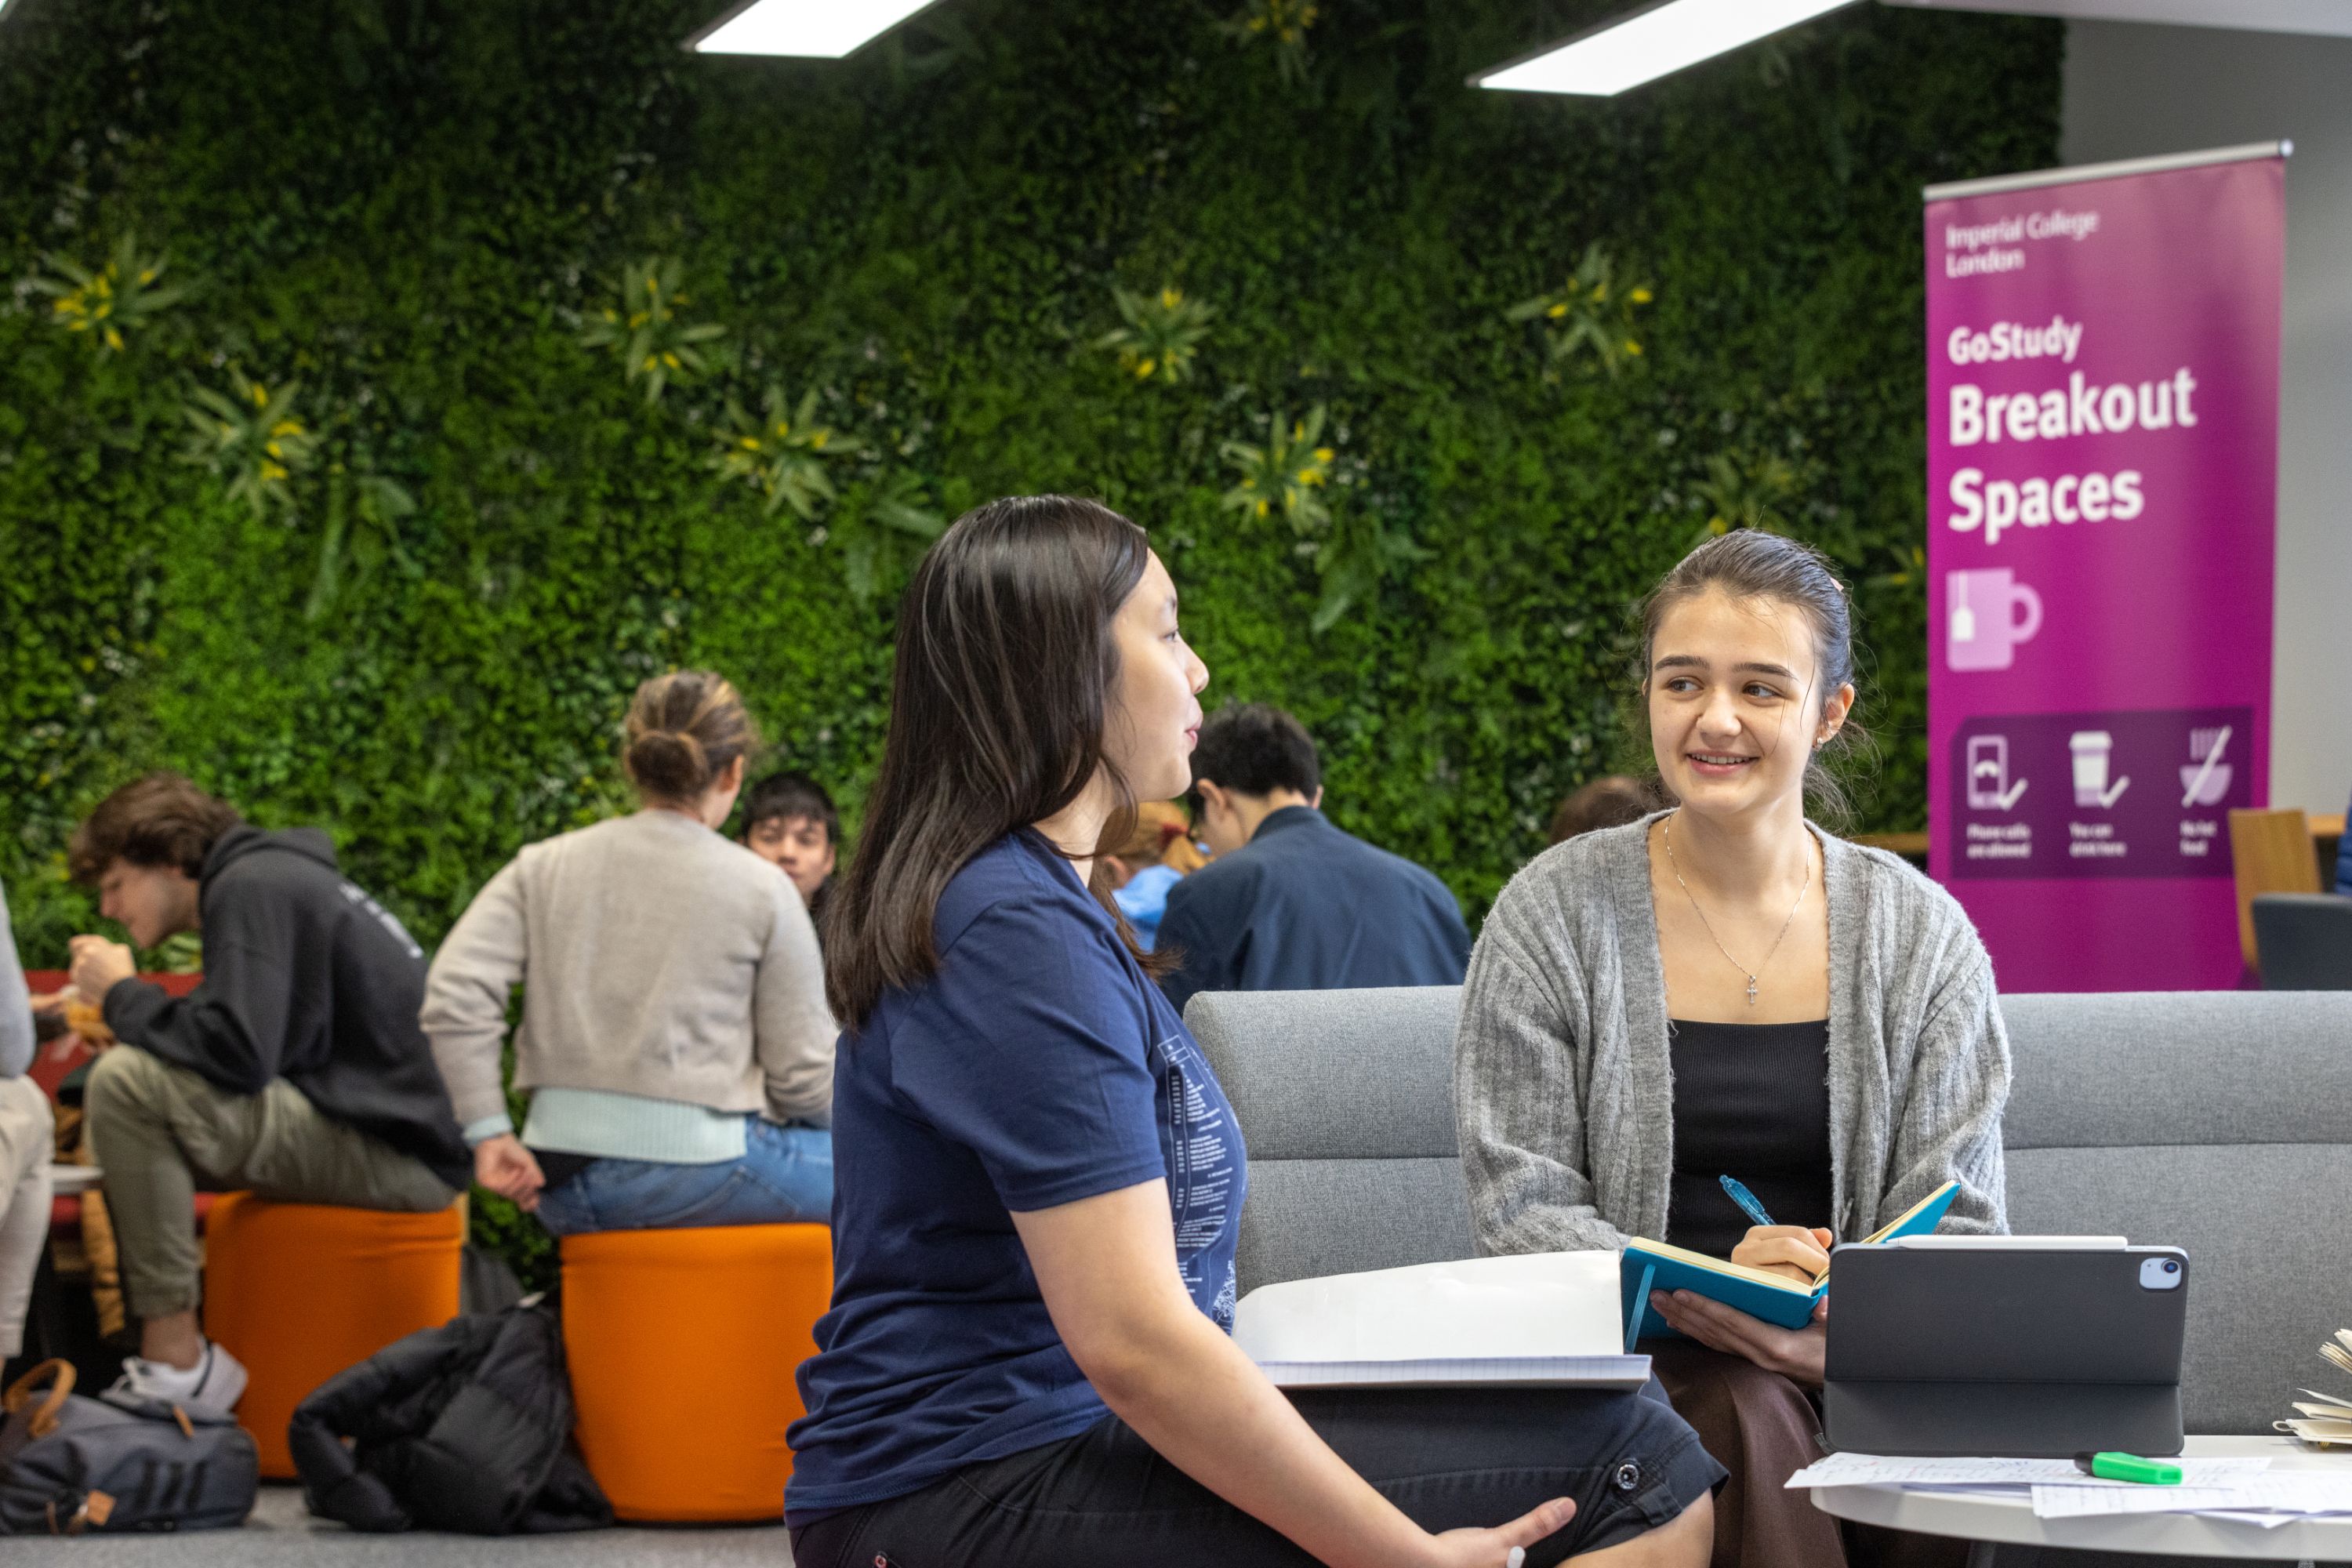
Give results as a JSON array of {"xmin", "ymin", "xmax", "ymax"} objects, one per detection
[
  {"xmin": 2068, "ymin": 731, "xmax": 2130, "ymax": 809},
  {"xmin": 1946, "ymin": 569, "xmax": 2044, "ymax": 673},
  {"xmin": 2180, "ymin": 726, "xmax": 2233, "ymax": 808},
  {"xmin": 1965, "ymin": 735, "xmax": 2028, "ymax": 811}
]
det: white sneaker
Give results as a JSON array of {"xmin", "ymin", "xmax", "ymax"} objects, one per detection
[{"xmin": 109, "ymin": 1341, "xmax": 249, "ymax": 1414}]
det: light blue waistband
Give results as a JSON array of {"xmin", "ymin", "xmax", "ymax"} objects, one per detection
[{"xmin": 522, "ymin": 1087, "xmax": 749, "ymax": 1165}]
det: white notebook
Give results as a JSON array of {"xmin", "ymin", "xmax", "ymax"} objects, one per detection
[{"xmin": 1232, "ymin": 1251, "xmax": 1650, "ymax": 1390}]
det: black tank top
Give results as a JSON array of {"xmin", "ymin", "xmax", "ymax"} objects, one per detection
[{"xmin": 1662, "ymin": 1018, "xmax": 1834, "ymax": 1260}]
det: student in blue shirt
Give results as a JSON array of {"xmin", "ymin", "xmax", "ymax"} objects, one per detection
[
  {"xmin": 1105, "ymin": 800, "xmax": 1204, "ymax": 950},
  {"xmin": 786, "ymin": 495, "xmax": 1719, "ymax": 1568}
]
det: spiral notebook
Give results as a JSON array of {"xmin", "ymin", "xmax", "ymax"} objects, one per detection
[{"xmin": 1232, "ymin": 1251, "xmax": 1651, "ymax": 1389}]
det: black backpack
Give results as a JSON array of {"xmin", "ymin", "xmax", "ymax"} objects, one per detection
[
  {"xmin": 289, "ymin": 1298, "xmax": 610, "ymax": 1534},
  {"xmin": 0, "ymin": 1360, "xmax": 257, "ymax": 1535}
]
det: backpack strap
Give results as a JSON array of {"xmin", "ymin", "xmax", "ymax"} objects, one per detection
[{"xmin": 3, "ymin": 1359, "xmax": 75, "ymax": 1439}]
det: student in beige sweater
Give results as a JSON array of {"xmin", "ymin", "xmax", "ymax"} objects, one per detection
[{"xmin": 422, "ymin": 671, "xmax": 837, "ymax": 1232}]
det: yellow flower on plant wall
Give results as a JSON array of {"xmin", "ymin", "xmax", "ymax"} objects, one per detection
[
  {"xmin": 710, "ymin": 384, "xmax": 862, "ymax": 521},
  {"xmin": 1506, "ymin": 241, "xmax": 1657, "ymax": 379},
  {"xmin": 579, "ymin": 256, "xmax": 726, "ymax": 404},
  {"xmin": 1096, "ymin": 284, "xmax": 1214, "ymax": 386},
  {"xmin": 178, "ymin": 373, "xmax": 319, "ymax": 518},
  {"xmin": 1218, "ymin": 404, "xmax": 1427, "ymax": 634},
  {"xmin": 1221, "ymin": 0, "xmax": 1319, "ymax": 81},
  {"xmin": 33, "ymin": 233, "xmax": 194, "ymax": 354},
  {"xmin": 1221, "ymin": 405, "xmax": 1336, "ymax": 535}
]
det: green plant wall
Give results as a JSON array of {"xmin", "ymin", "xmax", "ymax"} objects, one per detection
[{"xmin": 2, "ymin": 0, "xmax": 2063, "ymax": 953}]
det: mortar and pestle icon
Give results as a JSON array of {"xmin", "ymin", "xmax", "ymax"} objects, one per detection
[{"xmin": 2068, "ymin": 731, "xmax": 2130, "ymax": 809}]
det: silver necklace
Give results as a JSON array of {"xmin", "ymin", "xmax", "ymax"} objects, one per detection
[{"xmin": 1663, "ymin": 811, "xmax": 1813, "ymax": 1007}]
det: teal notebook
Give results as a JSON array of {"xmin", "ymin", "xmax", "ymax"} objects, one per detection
[{"xmin": 1618, "ymin": 1180, "xmax": 1961, "ymax": 1347}]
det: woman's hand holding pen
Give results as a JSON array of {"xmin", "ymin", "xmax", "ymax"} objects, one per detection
[{"xmin": 1732, "ymin": 1224, "xmax": 1834, "ymax": 1285}]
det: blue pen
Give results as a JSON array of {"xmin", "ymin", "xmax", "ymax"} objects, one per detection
[{"xmin": 1719, "ymin": 1174, "xmax": 1778, "ymax": 1230}]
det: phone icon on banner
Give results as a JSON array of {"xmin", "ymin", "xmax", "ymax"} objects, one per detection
[{"xmin": 1966, "ymin": 736, "xmax": 2028, "ymax": 811}]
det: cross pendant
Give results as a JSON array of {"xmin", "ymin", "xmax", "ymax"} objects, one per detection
[{"xmin": 1745, "ymin": 976, "xmax": 1759, "ymax": 1006}]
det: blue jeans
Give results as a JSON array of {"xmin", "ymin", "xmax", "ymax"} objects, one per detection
[{"xmin": 532, "ymin": 1119, "xmax": 832, "ymax": 1235}]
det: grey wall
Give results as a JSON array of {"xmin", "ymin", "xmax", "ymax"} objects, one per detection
[{"xmin": 2062, "ymin": 20, "xmax": 2352, "ymax": 819}]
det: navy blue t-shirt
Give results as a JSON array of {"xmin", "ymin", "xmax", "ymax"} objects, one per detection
[{"xmin": 785, "ymin": 829, "xmax": 1247, "ymax": 1516}]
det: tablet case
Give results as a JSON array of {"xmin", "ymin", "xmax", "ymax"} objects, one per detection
[{"xmin": 1821, "ymin": 1246, "xmax": 2187, "ymax": 1457}]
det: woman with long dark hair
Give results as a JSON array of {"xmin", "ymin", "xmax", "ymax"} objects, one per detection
[
  {"xmin": 786, "ymin": 495, "xmax": 1717, "ymax": 1568},
  {"xmin": 1456, "ymin": 530, "xmax": 2008, "ymax": 1568}
]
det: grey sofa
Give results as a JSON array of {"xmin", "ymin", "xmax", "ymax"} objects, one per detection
[{"xmin": 1187, "ymin": 986, "xmax": 2352, "ymax": 1436}]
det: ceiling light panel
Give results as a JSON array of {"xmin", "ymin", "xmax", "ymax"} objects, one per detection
[
  {"xmin": 691, "ymin": 0, "xmax": 940, "ymax": 59},
  {"xmin": 1472, "ymin": 0, "xmax": 1863, "ymax": 96}
]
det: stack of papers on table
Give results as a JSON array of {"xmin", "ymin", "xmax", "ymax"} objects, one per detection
[
  {"xmin": 2274, "ymin": 1330, "xmax": 2352, "ymax": 1446},
  {"xmin": 1788, "ymin": 1453, "xmax": 2352, "ymax": 1527}
]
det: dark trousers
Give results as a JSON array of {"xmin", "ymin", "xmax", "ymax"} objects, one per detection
[{"xmin": 793, "ymin": 1383, "xmax": 1725, "ymax": 1568}]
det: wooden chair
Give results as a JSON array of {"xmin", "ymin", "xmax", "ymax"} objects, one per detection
[{"xmin": 2229, "ymin": 808, "xmax": 2321, "ymax": 969}]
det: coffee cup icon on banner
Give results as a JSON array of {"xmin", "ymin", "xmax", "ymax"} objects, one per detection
[
  {"xmin": 1946, "ymin": 570, "xmax": 2044, "ymax": 672},
  {"xmin": 2069, "ymin": 730, "xmax": 2130, "ymax": 809}
]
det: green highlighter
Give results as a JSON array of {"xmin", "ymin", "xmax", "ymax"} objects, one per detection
[{"xmin": 2075, "ymin": 1452, "xmax": 2183, "ymax": 1485}]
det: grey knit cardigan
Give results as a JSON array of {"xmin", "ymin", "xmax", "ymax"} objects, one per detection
[{"xmin": 1454, "ymin": 815, "xmax": 2010, "ymax": 1256}]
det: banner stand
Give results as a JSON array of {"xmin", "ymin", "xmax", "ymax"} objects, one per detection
[{"xmin": 1924, "ymin": 143, "xmax": 2288, "ymax": 993}]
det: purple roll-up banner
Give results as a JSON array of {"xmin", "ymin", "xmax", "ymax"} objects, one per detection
[{"xmin": 1926, "ymin": 147, "xmax": 2285, "ymax": 992}]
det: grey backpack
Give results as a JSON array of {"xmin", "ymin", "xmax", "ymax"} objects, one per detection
[{"xmin": 0, "ymin": 1360, "xmax": 257, "ymax": 1535}]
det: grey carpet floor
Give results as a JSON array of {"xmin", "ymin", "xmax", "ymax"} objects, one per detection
[{"xmin": 8, "ymin": 1485, "xmax": 795, "ymax": 1566}]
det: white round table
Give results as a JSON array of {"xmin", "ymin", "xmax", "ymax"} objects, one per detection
[{"xmin": 1809, "ymin": 1437, "xmax": 2352, "ymax": 1565}]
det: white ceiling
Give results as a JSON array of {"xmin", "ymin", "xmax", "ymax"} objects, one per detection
[{"xmin": 1878, "ymin": 0, "xmax": 2352, "ymax": 36}]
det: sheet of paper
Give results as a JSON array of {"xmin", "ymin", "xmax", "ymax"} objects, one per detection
[
  {"xmin": 1232, "ymin": 1251, "xmax": 1621, "ymax": 1363},
  {"xmin": 2032, "ymin": 1473, "xmax": 2352, "ymax": 1519},
  {"xmin": 1788, "ymin": 1454, "xmax": 2270, "ymax": 1490},
  {"xmin": 2031, "ymin": 1485, "xmax": 2260, "ymax": 1518}
]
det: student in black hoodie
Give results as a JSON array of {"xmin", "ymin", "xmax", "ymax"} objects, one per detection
[{"xmin": 65, "ymin": 773, "xmax": 469, "ymax": 1413}]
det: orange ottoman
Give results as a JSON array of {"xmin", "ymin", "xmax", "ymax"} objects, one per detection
[
  {"xmin": 201, "ymin": 1193, "xmax": 464, "ymax": 1479},
  {"xmin": 561, "ymin": 1224, "xmax": 832, "ymax": 1523}
]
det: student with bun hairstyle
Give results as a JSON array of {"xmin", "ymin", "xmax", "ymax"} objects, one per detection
[
  {"xmin": 786, "ymin": 495, "xmax": 1716, "ymax": 1568},
  {"xmin": 1456, "ymin": 531, "xmax": 2009, "ymax": 1568},
  {"xmin": 422, "ymin": 670, "xmax": 835, "ymax": 1232}
]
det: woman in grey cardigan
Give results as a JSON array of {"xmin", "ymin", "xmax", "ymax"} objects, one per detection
[{"xmin": 1456, "ymin": 532, "xmax": 2008, "ymax": 1568}]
